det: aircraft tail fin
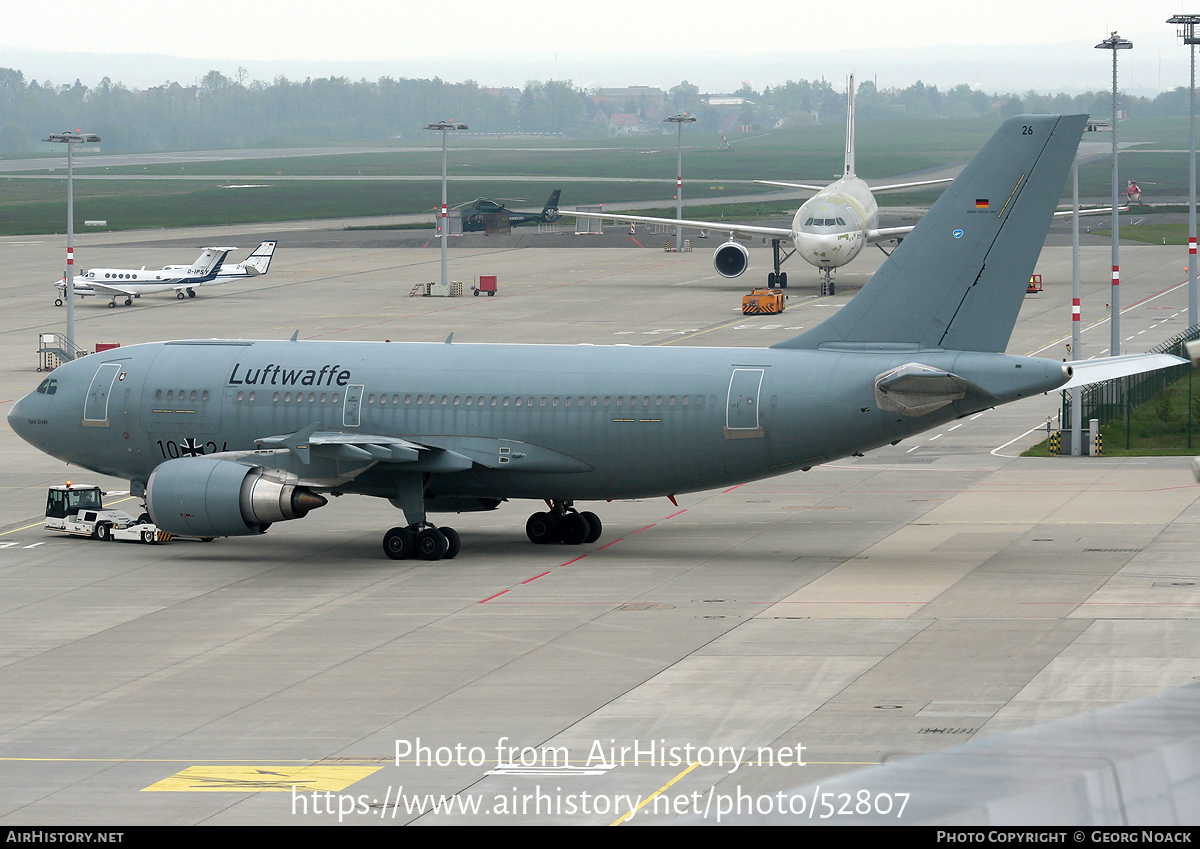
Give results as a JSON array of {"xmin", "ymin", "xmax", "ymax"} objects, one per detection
[
  {"xmin": 240, "ymin": 241, "xmax": 277, "ymax": 275},
  {"xmin": 844, "ymin": 74, "xmax": 856, "ymax": 178},
  {"xmin": 193, "ymin": 246, "xmax": 237, "ymax": 275},
  {"xmin": 541, "ymin": 190, "xmax": 562, "ymax": 223},
  {"xmin": 774, "ymin": 114, "xmax": 1086, "ymax": 354}
]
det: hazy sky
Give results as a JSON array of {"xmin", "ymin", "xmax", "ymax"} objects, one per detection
[{"xmin": 4, "ymin": 0, "xmax": 1199, "ymax": 92}]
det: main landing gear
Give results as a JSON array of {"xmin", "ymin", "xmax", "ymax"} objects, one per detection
[
  {"xmin": 176, "ymin": 288, "xmax": 196, "ymax": 300},
  {"xmin": 766, "ymin": 238, "xmax": 793, "ymax": 289},
  {"xmin": 383, "ymin": 524, "xmax": 461, "ymax": 561},
  {"xmin": 526, "ymin": 501, "xmax": 602, "ymax": 546}
]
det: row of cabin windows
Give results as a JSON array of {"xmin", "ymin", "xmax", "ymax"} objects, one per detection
[
  {"xmin": 228, "ymin": 392, "xmax": 715, "ymax": 409},
  {"xmin": 89, "ymin": 272, "xmax": 156, "ymax": 280},
  {"xmin": 235, "ymin": 391, "xmax": 339, "ymax": 403},
  {"xmin": 154, "ymin": 389, "xmax": 210, "ymax": 402}
]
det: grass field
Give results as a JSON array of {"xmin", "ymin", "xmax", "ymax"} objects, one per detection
[
  {"xmin": 5, "ymin": 114, "xmax": 1192, "ymax": 236},
  {"xmin": 1024, "ymin": 371, "xmax": 1200, "ymax": 456}
]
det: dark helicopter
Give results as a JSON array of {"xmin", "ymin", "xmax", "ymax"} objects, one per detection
[{"xmin": 457, "ymin": 190, "xmax": 562, "ymax": 232}]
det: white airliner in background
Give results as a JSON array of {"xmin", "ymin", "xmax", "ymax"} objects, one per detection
[
  {"xmin": 54, "ymin": 241, "xmax": 277, "ymax": 308},
  {"xmin": 561, "ymin": 76, "xmax": 953, "ymax": 295}
]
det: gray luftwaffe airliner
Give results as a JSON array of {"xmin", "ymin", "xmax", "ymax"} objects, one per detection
[{"xmin": 7, "ymin": 115, "xmax": 1183, "ymax": 561}]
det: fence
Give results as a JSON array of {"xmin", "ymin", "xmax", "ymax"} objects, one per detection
[{"xmin": 1062, "ymin": 323, "xmax": 1200, "ymax": 450}]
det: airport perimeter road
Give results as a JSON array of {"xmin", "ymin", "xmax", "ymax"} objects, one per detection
[{"xmin": 0, "ymin": 235, "xmax": 1197, "ymax": 825}]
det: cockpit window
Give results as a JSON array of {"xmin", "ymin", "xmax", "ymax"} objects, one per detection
[
  {"xmin": 36, "ymin": 379, "xmax": 48, "ymax": 394},
  {"xmin": 36, "ymin": 379, "xmax": 58, "ymax": 395}
]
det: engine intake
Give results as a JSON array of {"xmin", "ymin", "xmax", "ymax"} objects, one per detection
[
  {"xmin": 146, "ymin": 457, "xmax": 327, "ymax": 537},
  {"xmin": 713, "ymin": 240, "xmax": 749, "ymax": 278}
]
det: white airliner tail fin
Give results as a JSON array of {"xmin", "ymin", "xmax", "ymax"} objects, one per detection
[{"xmin": 844, "ymin": 73, "xmax": 856, "ymax": 178}]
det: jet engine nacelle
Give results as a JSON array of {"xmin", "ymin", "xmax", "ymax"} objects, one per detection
[
  {"xmin": 145, "ymin": 457, "xmax": 327, "ymax": 537},
  {"xmin": 713, "ymin": 240, "xmax": 749, "ymax": 278}
]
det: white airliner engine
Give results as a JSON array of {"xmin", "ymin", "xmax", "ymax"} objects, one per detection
[{"xmin": 713, "ymin": 241, "xmax": 749, "ymax": 278}]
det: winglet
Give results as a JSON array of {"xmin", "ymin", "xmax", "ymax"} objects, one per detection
[
  {"xmin": 290, "ymin": 330, "xmax": 299, "ymax": 342},
  {"xmin": 445, "ymin": 332, "xmax": 454, "ymax": 344}
]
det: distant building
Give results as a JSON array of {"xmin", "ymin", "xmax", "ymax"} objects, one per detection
[
  {"xmin": 608, "ymin": 113, "xmax": 642, "ymax": 136},
  {"xmin": 703, "ymin": 95, "xmax": 754, "ymax": 107},
  {"xmin": 593, "ymin": 86, "xmax": 666, "ymax": 112}
]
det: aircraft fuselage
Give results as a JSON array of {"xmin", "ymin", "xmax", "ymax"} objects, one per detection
[
  {"xmin": 789, "ymin": 176, "xmax": 879, "ymax": 272},
  {"xmin": 10, "ymin": 339, "xmax": 1067, "ymax": 502}
]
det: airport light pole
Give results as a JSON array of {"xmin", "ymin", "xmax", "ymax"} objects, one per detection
[
  {"xmin": 1169, "ymin": 15, "xmax": 1200, "ymax": 330},
  {"xmin": 664, "ymin": 114, "xmax": 696, "ymax": 252},
  {"xmin": 1095, "ymin": 32, "xmax": 1132, "ymax": 356},
  {"xmin": 44, "ymin": 131, "xmax": 100, "ymax": 361},
  {"xmin": 425, "ymin": 121, "xmax": 467, "ymax": 289},
  {"xmin": 1071, "ymin": 157, "xmax": 1083, "ymax": 455}
]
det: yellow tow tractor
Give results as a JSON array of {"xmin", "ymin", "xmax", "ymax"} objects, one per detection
[{"xmin": 742, "ymin": 288, "xmax": 786, "ymax": 315}]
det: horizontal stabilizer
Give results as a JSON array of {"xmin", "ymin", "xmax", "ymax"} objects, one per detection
[
  {"xmin": 868, "ymin": 178, "xmax": 954, "ymax": 194},
  {"xmin": 1059, "ymin": 353, "xmax": 1187, "ymax": 390},
  {"xmin": 753, "ymin": 179, "xmax": 829, "ymax": 192}
]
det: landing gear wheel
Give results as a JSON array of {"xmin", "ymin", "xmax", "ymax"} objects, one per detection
[
  {"xmin": 177, "ymin": 292, "xmax": 186, "ymax": 300},
  {"xmin": 383, "ymin": 526, "xmax": 415, "ymax": 560},
  {"xmin": 187, "ymin": 289, "xmax": 196, "ymax": 298},
  {"xmin": 580, "ymin": 511, "xmax": 603, "ymax": 544},
  {"xmin": 124, "ymin": 298, "xmax": 132, "ymax": 306},
  {"xmin": 767, "ymin": 272, "xmax": 777, "ymax": 289},
  {"xmin": 54, "ymin": 298, "xmax": 63, "ymax": 307},
  {"xmin": 141, "ymin": 530, "xmax": 157, "ymax": 545},
  {"xmin": 526, "ymin": 512, "xmax": 559, "ymax": 544},
  {"xmin": 93, "ymin": 522, "xmax": 111, "ymax": 541},
  {"xmin": 558, "ymin": 512, "xmax": 591, "ymax": 546},
  {"xmin": 107, "ymin": 301, "xmax": 116, "ymax": 309},
  {"xmin": 440, "ymin": 527, "xmax": 461, "ymax": 560},
  {"xmin": 778, "ymin": 272, "xmax": 787, "ymax": 289},
  {"xmin": 415, "ymin": 528, "xmax": 448, "ymax": 561}
]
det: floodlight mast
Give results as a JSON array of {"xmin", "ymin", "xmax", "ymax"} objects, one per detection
[
  {"xmin": 424, "ymin": 122, "xmax": 468, "ymax": 289},
  {"xmin": 43, "ymin": 131, "xmax": 100, "ymax": 361},
  {"xmin": 1169, "ymin": 15, "xmax": 1200, "ymax": 330},
  {"xmin": 1095, "ymin": 33, "xmax": 1132, "ymax": 357},
  {"xmin": 664, "ymin": 114, "xmax": 696, "ymax": 252}
]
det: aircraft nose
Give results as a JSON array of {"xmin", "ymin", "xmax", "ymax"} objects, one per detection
[{"xmin": 7, "ymin": 392, "xmax": 35, "ymax": 446}]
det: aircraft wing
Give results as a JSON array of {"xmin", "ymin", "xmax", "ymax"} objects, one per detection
[
  {"xmin": 1058, "ymin": 353, "xmax": 1187, "ymax": 390},
  {"xmin": 1052, "ymin": 206, "xmax": 1125, "ymax": 218},
  {"xmin": 77, "ymin": 280, "xmax": 141, "ymax": 296},
  {"xmin": 252, "ymin": 426, "xmax": 592, "ymax": 475},
  {"xmin": 557, "ymin": 209, "xmax": 793, "ymax": 239},
  {"xmin": 867, "ymin": 226, "xmax": 915, "ymax": 243},
  {"xmin": 866, "ymin": 204, "xmax": 1115, "ymax": 246}
]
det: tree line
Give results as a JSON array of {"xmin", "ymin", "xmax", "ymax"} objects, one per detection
[{"xmin": 0, "ymin": 66, "xmax": 1188, "ymax": 154}]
